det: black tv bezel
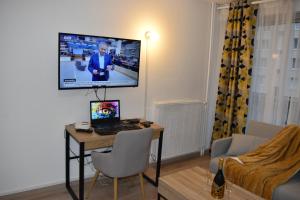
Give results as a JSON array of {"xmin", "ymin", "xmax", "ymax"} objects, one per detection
[
  {"xmin": 90, "ymin": 100, "xmax": 121, "ymax": 126},
  {"xmin": 58, "ymin": 32, "xmax": 141, "ymax": 90}
]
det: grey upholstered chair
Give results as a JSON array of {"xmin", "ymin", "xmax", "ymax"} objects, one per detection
[{"xmin": 86, "ymin": 128, "xmax": 153, "ymax": 200}]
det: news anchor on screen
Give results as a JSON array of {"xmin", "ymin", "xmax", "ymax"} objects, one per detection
[{"xmin": 88, "ymin": 41, "xmax": 114, "ymax": 81}]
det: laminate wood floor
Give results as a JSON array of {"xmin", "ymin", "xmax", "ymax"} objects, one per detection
[{"xmin": 0, "ymin": 155, "xmax": 210, "ymax": 200}]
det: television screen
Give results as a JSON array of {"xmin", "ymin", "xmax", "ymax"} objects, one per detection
[{"xmin": 58, "ymin": 33, "xmax": 141, "ymax": 89}]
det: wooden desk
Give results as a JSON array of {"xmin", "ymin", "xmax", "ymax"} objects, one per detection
[
  {"xmin": 158, "ymin": 167, "xmax": 264, "ymax": 200},
  {"xmin": 65, "ymin": 122, "xmax": 164, "ymax": 200}
]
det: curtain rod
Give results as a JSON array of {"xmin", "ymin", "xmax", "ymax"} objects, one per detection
[{"xmin": 216, "ymin": 0, "xmax": 277, "ymax": 10}]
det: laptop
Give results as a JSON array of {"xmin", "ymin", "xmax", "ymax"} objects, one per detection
[{"xmin": 90, "ymin": 100, "xmax": 121, "ymax": 128}]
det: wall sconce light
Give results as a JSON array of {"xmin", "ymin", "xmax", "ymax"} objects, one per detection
[
  {"xmin": 145, "ymin": 31, "xmax": 152, "ymax": 40},
  {"xmin": 144, "ymin": 31, "xmax": 159, "ymax": 41}
]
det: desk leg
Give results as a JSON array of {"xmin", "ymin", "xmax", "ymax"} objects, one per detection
[
  {"xmin": 155, "ymin": 131, "xmax": 163, "ymax": 186},
  {"xmin": 65, "ymin": 131, "xmax": 78, "ymax": 200},
  {"xmin": 143, "ymin": 130, "xmax": 164, "ymax": 187},
  {"xmin": 66, "ymin": 130, "xmax": 70, "ymax": 188},
  {"xmin": 79, "ymin": 142, "xmax": 85, "ymax": 200}
]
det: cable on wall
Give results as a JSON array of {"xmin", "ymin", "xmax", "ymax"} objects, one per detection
[
  {"xmin": 93, "ymin": 86, "xmax": 107, "ymax": 101},
  {"xmin": 93, "ymin": 87, "xmax": 101, "ymax": 101},
  {"xmin": 103, "ymin": 87, "xmax": 107, "ymax": 101}
]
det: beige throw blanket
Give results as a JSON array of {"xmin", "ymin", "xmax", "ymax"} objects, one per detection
[{"xmin": 224, "ymin": 125, "xmax": 300, "ymax": 200}]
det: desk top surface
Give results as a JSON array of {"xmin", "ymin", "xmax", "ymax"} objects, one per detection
[
  {"xmin": 65, "ymin": 122, "xmax": 164, "ymax": 150},
  {"xmin": 158, "ymin": 167, "xmax": 264, "ymax": 200}
]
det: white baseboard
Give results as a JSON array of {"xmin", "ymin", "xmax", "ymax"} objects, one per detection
[{"xmin": 0, "ymin": 172, "xmax": 95, "ymax": 197}]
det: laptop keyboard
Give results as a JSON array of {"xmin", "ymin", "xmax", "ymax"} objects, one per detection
[{"xmin": 94, "ymin": 124, "xmax": 142, "ymax": 135}]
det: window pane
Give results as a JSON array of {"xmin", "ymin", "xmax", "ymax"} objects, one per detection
[
  {"xmin": 292, "ymin": 58, "xmax": 296, "ymax": 68},
  {"xmin": 294, "ymin": 38, "xmax": 299, "ymax": 48}
]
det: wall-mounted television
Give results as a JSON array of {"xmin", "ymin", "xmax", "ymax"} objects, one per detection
[{"xmin": 58, "ymin": 32, "xmax": 141, "ymax": 89}]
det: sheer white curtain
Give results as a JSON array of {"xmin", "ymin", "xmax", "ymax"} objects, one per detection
[
  {"xmin": 207, "ymin": 8, "xmax": 228, "ymax": 145},
  {"xmin": 248, "ymin": 0, "xmax": 300, "ymax": 125}
]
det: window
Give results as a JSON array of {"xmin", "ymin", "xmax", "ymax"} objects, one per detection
[
  {"xmin": 294, "ymin": 38, "xmax": 299, "ymax": 48},
  {"xmin": 292, "ymin": 58, "xmax": 297, "ymax": 68},
  {"xmin": 262, "ymin": 39, "xmax": 270, "ymax": 49},
  {"xmin": 261, "ymin": 57, "xmax": 267, "ymax": 67},
  {"xmin": 248, "ymin": 4, "xmax": 300, "ymax": 125}
]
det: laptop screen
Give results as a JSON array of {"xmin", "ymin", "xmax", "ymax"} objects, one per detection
[{"xmin": 90, "ymin": 100, "xmax": 120, "ymax": 123}]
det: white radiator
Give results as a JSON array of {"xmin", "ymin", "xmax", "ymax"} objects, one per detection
[{"xmin": 150, "ymin": 100, "xmax": 208, "ymax": 160}]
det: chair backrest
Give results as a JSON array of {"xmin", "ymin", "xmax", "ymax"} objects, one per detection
[
  {"xmin": 111, "ymin": 128, "xmax": 153, "ymax": 177},
  {"xmin": 246, "ymin": 120, "xmax": 283, "ymax": 139}
]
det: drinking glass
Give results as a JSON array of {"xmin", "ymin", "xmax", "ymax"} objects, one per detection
[
  {"xmin": 225, "ymin": 180, "xmax": 233, "ymax": 200},
  {"xmin": 205, "ymin": 170, "xmax": 213, "ymax": 193}
]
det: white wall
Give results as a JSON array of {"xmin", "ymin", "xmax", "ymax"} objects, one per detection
[{"xmin": 0, "ymin": 0, "xmax": 211, "ymax": 195}]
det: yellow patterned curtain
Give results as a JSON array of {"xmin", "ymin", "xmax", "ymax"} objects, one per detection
[{"xmin": 212, "ymin": 0, "xmax": 258, "ymax": 141}]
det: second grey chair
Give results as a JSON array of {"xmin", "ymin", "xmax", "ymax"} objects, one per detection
[{"xmin": 87, "ymin": 128, "xmax": 153, "ymax": 200}]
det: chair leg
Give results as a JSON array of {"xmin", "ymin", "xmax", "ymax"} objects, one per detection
[
  {"xmin": 85, "ymin": 169, "xmax": 100, "ymax": 199},
  {"xmin": 139, "ymin": 173, "xmax": 145, "ymax": 199},
  {"xmin": 114, "ymin": 177, "xmax": 118, "ymax": 200}
]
